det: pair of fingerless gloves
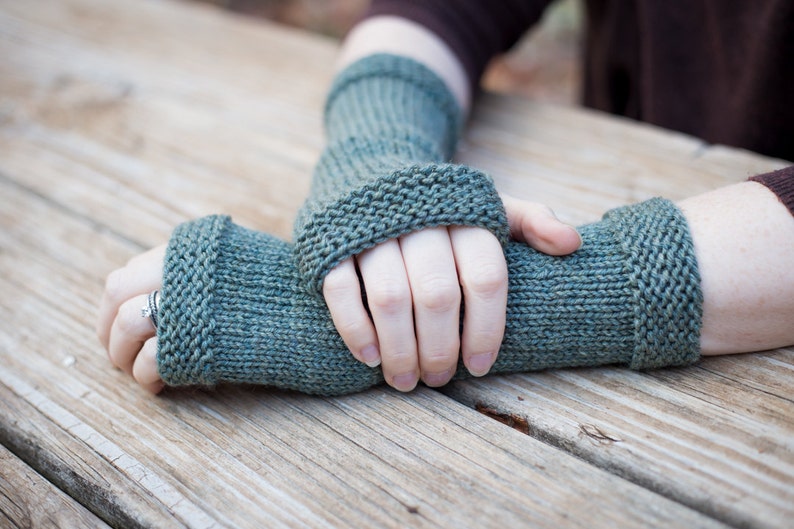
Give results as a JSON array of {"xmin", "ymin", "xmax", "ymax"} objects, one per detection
[{"xmin": 154, "ymin": 54, "xmax": 704, "ymax": 396}]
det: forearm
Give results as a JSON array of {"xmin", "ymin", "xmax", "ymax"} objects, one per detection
[
  {"xmin": 339, "ymin": 16, "xmax": 471, "ymax": 111},
  {"xmin": 293, "ymin": 26, "xmax": 511, "ymax": 293},
  {"xmin": 679, "ymin": 180, "xmax": 794, "ymax": 355}
]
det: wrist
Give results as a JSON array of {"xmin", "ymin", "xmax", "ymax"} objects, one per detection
[{"xmin": 294, "ymin": 162, "xmax": 509, "ymax": 294}]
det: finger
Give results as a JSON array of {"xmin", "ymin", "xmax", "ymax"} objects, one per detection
[
  {"xmin": 133, "ymin": 337, "xmax": 166, "ymax": 394},
  {"xmin": 357, "ymin": 240, "xmax": 418, "ymax": 392},
  {"xmin": 501, "ymin": 195, "xmax": 581, "ymax": 255},
  {"xmin": 97, "ymin": 244, "xmax": 166, "ymax": 350},
  {"xmin": 323, "ymin": 259, "xmax": 381, "ymax": 367},
  {"xmin": 450, "ymin": 226, "xmax": 508, "ymax": 377},
  {"xmin": 399, "ymin": 228, "xmax": 461, "ymax": 387},
  {"xmin": 108, "ymin": 294, "xmax": 157, "ymax": 375}
]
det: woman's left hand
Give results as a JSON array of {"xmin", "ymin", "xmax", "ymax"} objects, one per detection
[{"xmin": 96, "ymin": 244, "xmax": 167, "ymax": 394}]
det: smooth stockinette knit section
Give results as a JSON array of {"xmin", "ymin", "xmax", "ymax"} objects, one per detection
[
  {"xmin": 159, "ymin": 215, "xmax": 382, "ymax": 395},
  {"xmin": 157, "ymin": 198, "xmax": 703, "ymax": 396},
  {"xmin": 292, "ymin": 54, "xmax": 509, "ymax": 294}
]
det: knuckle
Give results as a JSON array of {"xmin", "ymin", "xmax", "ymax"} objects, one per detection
[
  {"xmin": 114, "ymin": 299, "xmax": 141, "ymax": 334},
  {"xmin": 412, "ymin": 276, "xmax": 461, "ymax": 313},
  {"xmin": 461, "ymin": 261, "xmax": 508, "ymax": 298},
  {"xmin": 322, "ymin": 269, "xmax": 356, "ymax": 299},
  {"xmin": 103, "ymin": 268, "xmax": 128, "ymax": 304},
  {"xmin": 423, "ymin": 328, "xmax": 461, "ymax": 356},
  {"xmin": 417, "ymin": 329, "xmax": 460, "ymax": 374},
  {"xmin": 368, "ymin": 281, "xmax": 411, "ymax": 314},
  {"xmin": 383, "ymin": 349, "xmax": 417, "ymax": 367}
]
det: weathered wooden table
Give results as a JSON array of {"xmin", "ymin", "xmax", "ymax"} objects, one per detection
[{"xmin": 1, "ymin": 1, "xmax": 792, "ymax": 527}]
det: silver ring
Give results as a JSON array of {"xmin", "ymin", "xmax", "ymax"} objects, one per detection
[{"xmin": 140, "ymin": 289, "xmax": 160, "ymax": 329}]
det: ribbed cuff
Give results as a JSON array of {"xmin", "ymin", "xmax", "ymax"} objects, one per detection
[
  {"xmin": 603, "ymin": 198, "xmax": 703, "ymax": 369},
  {"xmin": 294, "ymin": 162, "xmax": 510, "ymax": 293},
  {"xmin": 156, "ymin": 215, "xmax": 385, "ymax": 394},
  {"xmin": 157, "ymin": 215, "xmax": 230, "ymax": 386}
]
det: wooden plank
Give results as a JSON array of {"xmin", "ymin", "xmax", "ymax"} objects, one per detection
[
  {"xmin": 0, "ymin": 0, "xmax": 788, "ymax": 528},
  {"xmin": 0, "ymin": 0, "xmax": 333, "ymax": 241},
  {"xmin": 0, "ymin": 185, "xmax": 214, "ymax": 527},
  {"xmin": 442, "ymin": 357, "xmax": 794, "ymax": 529},
  {"xmin": 0, "ymin": 176, "xmax": 727, "ymax": 528},
  {"xmin": 0, "ymin": 443, "xmax": 111, "ymax": 529},
  {"xmin": 0, "ymin": 0, "xmax": 732, "ymax": 524}
]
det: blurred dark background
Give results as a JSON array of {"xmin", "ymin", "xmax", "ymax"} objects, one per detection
[{"xmin": 190, "ymin": 0, "xmax": 583, "ymax": 105}]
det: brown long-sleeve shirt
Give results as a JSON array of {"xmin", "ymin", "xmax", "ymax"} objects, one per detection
[{"xmin": 366, "ymin": 0, "xmax": 794, "ymax": 215}]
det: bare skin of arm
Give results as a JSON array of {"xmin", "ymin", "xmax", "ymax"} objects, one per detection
[{"xmin": 679, "ymin": 181, "xmax": 794, "ymax": 355}]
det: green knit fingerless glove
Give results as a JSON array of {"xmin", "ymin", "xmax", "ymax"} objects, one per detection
[
  {"xmin": 292, "ymin": 53, "xmax": 509, "ymax": 293},
  {"xmin": 157, "ymin": 198, "xmax": 702, "ymax": 396},
  {"xmin": 157, "ymin": 215, "xmax": 383, "ymax": 396}
]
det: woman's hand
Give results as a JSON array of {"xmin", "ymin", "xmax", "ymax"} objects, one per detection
[
  {"xmin": 97, "ymin": 244, "xmax": 167, "ymax": 394},
  {"xmin": 323, "ymin": 195, "xmax": 582, "ymax": 392}
]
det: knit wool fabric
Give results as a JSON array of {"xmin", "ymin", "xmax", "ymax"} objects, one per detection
[
  {"xmin": 292, "ymin": 53, "xmax": 510, "ymax": 294},
  {"xmin": 156, "ymin": 198, "xmax": 703, "ymax": 396}
]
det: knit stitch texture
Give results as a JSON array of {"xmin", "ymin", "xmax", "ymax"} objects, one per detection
[
  {"xmin": 292, "ymin": 53, "xmax": 509, "ymax": 293},
  {"xmin": 157, "ymin": 198, "xmax": 703, "ymax": 396}
]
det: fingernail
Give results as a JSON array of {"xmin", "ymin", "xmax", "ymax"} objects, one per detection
[
  {"xmin": 423, "ymin": 368, "xmax": 454, "ymax": 387},
  {"xmin": 360, "ymin": 345, "xmax": 381, "ymax": 367},
  {"xmin": 391, "ymin": 372, "xmax": 418, "ymax": 392},
  {"xmin": 468, "ymin": 353, "xmax": 495, "ymax": 377}
]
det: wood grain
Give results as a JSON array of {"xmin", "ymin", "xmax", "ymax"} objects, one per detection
[
  {"xmin": 442, "ymin": 356, "xmax": 794, "ymax": 529},
  {"xmin": 0, "ymin": 444, "xmax": 111, "ymax": 529},
  {"xmin": 0, "ymin": 0, "xmax": 790, "ymax": 528}
]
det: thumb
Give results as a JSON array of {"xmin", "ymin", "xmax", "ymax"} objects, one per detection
[{"xmin": 501, "ymin": 194, "xmax": 582, "ymax": 255}]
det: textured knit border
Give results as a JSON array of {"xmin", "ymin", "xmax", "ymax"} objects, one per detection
[
  {"xmin": 294, "ymin": 162, "xmax": 510, "ymax": 294},
  {"xmin": 157, "ymin": 215, "xmax": 230, "ymax": 385},
  {"xmin": 605, "ymin": 198, "xmax": 704, "ymax": 369}
]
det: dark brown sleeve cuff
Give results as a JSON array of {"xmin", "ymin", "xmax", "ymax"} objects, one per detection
[
  {"xmin": 364, "ymin": 0, "xmax": 552, "ymax": 91},
  {"xmin": 749, "ymin": 165, "xmax": 794, "ymax": 218}
]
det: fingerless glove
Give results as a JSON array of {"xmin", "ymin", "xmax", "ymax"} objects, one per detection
[
  {"xmin": 157, "ymin": 198, "xmax": 703, "ymax": 396},
  {"xmin": 292, "ymin": 53, "xmax": 509, "ymax": 294}
]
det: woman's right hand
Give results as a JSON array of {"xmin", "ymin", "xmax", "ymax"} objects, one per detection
[{"xmin": 322, "ymin": 194, "xmax": 582, "ymax": 392}]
